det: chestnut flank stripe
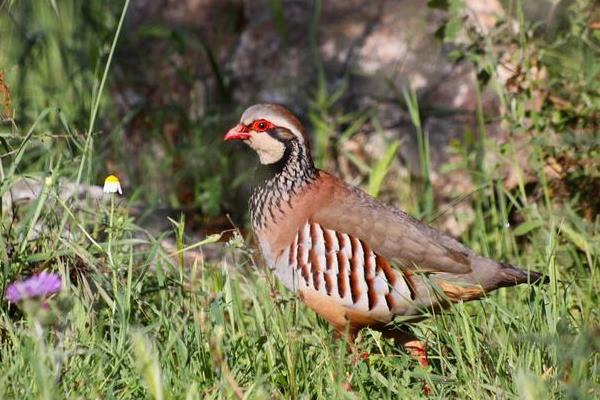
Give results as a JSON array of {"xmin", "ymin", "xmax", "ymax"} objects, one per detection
[
  {"xmin": 297, "ymin": 223, "xmax": 310, "ymax": 285},
  {"xmin": 377, "ymin": 254, "xmax": 397, "ymax": 310},
  {"xmin": 310, "ymin": 246, "xmax": 321, "ymax": 290},
  {"xmin": 323, "ymin": 228, "xmax": 336, "ymax": 255},
  {"xmin": 362, "ymin": 240, "xmax": 378, "ymax": 311},
  {"xmin": 337, "ymin": 252, "xmax": 348, "ymax": 299}
]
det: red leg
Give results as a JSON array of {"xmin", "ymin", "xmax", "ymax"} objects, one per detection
[
  {"xmin": 334, "ymin": 326, "xmax": 371, "ymax": 364},
  {"xmin": 333, "ymin": 325, "xmax": 359, "ymax": 351},
  {"xmin": 383, "ymin": 330, "xmax": 432, "ymax": 395},
  {"xmin": 403, "ymin": 338, "xmax": 429, "ymax": 368},
  {"xmin": 382, "ymin": 329, "xmax": 429, "ymax": 366}
]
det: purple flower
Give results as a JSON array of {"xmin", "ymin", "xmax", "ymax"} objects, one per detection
[{"xmin": 5, "ymin": 271, "xmax": 62, "ymax": 303}]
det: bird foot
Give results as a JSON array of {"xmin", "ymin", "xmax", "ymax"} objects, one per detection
[
  {"xmin": 403, "ymin": 339, "xmax": 429, "ymax": 368},
  {"xmin": 341, "ymin": 380, "xmax": 354, "ymax": 392}
]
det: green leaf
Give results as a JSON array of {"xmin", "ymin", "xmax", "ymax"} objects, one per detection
[
  {"xmin": 427, "ymin": 0, "xmax": 449, "ymax": 10},
  {"xmin": 562, "ymin": 225, "xmax": 592, "ymax": 254},
  {"xmin": 367, "ymin": 141, "xmax": 401, "ymax": 197},
  {"xmin": 513, "ymin": 220, "xmax": 544, "ymax": 237}
]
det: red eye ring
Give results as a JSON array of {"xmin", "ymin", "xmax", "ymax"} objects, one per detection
[{"xmin": 251, "ymin": 119, "xmax": 274, "ymax": 132}]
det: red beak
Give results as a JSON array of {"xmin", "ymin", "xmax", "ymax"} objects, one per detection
[{"xmin": 224, "ymin": 124, "xmax": 251, "ymax": 141}]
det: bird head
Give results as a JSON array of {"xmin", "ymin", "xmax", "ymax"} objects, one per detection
[{"xmin": 224, "ymin": 104, "xmax": 308, "ymax": 165}]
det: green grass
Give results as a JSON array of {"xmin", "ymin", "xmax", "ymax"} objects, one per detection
[
  {"xmin": 1, "ymin": 0, "xmax": 599, "ymax": 399},
  {"xmin": 0, "ymin": 167, "xmax": 597, "ymax": 398}
]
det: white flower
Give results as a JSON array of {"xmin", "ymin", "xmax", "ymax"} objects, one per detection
[{"xmin": 103, "ymin": 175, "xmax": 122, "ymax": 195}]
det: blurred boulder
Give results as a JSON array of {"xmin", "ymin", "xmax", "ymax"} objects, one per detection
[{"xmin": 115, "ymin": 0, "xmax": 511, "ymax": 234}]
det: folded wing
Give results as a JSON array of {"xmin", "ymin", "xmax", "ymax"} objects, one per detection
[{"xmin": 313, "ymin": 173, "xmax": 475, "ymax": 275}]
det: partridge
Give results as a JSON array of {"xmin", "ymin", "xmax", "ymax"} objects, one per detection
[{"xmin": 225, "ymin": 103, "xmax": 546, "ymax": 364}]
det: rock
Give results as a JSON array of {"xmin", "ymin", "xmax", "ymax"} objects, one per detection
[{"xmin": 113, "ymin": 0, "xmax": 529, "ymax": 236}]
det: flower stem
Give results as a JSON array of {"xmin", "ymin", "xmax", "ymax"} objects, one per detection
[{"xmin": 109, "ymin": 194, "xmax": 117, "ymax": 310}]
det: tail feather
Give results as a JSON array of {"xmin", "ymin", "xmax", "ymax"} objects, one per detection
[
  {"xmin": 432, "ymin": 257, "xmax": 549, "ymax": 299},
  {"xmin": 429, "ymin": 258, "xmax": 548, "ymax": 303},
  {"xmin": 497, "ymin": 262, "xmax": 549, "ymax": 287}
]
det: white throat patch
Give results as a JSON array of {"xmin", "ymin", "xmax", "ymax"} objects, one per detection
[{"xmin": 247, "ymin": 133, "xmax": 286, "ymax": 164}]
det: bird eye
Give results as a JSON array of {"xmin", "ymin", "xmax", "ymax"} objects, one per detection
[{"xmin": 252, "ymin": 119, "xmax": 272, "ymax": 132}]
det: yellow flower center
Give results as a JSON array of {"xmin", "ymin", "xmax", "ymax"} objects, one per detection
[{"xmin": 104, "ymin": 175, "xmax": 120, "ymax": 185}]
